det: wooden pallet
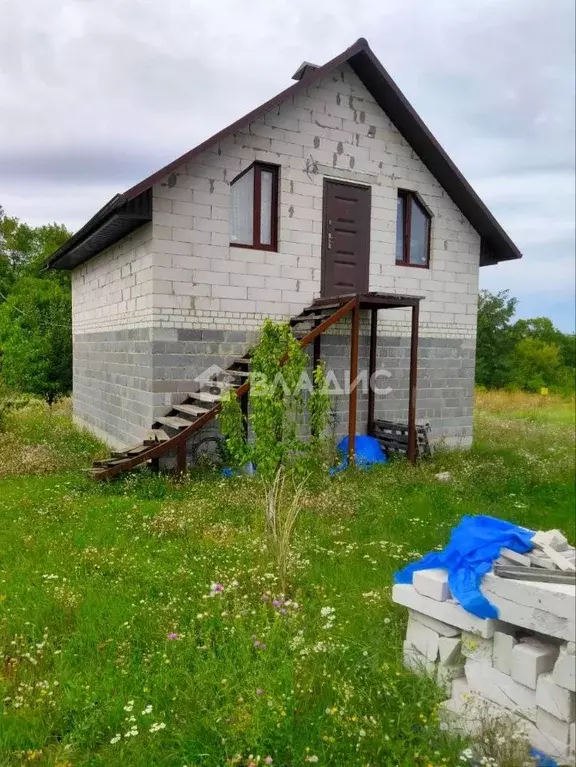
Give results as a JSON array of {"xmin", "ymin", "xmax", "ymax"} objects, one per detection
[{"xmin": 371, "ymin": 419, "xmax": 432, "ymax": 459}]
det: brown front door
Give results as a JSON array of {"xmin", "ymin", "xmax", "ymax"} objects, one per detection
[{"xmin": 321, "ymin": 179, "xmax": 371, "ymax": 298}]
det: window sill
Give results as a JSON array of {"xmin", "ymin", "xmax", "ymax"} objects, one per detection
[
  {"xmin": 230, "ymin": 243, "xmax": 278, "ymax": 253},
  {"xmin": 395, "ymin": 261, "xmax": 430, "ymax": 270}
]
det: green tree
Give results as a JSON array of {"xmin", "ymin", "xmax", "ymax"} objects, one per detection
[
  {"xmin": 476, "ymin": 289, "xmax": 518, "ymax": 388},
  {"xmin": 510, "ymin": 338, "xmax": 565, "ymax": 392},
  {"xmin": 219, "ymin": 319, "xmax": 330, "ymax": 588},
  {"xmin": 0, "ymin": 276, "xmax": 72, "ymax": 404},
  {"xmin": 514, "ymin": 316, "xmax": 575, "ymax": 371},
  {"xmin": 0, "ymin": 206, "xmax": 71, "ymax": 299}
]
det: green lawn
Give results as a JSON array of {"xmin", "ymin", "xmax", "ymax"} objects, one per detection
[{"xmin": 0, "ymin": 397, "xmax": 574, "ymax": 767}]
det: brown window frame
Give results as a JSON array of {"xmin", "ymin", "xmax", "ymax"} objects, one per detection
[
  {"xmin": 395, "ymin": 189, "xmax": 432, "ymax": 269},
  {"xmin": 229, "ymin": 162, "xmax": 279, "ymax": 252}
]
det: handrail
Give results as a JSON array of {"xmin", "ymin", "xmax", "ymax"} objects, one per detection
[{"xmin": 94, "ymin": 297, "xmax": 358, "ymax": 479}]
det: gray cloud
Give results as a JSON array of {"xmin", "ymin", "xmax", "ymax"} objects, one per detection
[{"xmin": 1, "ymin": 0, "xmax": 574, "ymax": 328}]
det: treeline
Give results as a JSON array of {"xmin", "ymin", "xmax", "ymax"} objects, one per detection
[
  {"xmin": 0, "ymin": 206, "xmax": 73, "ymax": 404},
  {"xmin": 476, "ymin": 289, "xmax": 575, "ymax": 393}
]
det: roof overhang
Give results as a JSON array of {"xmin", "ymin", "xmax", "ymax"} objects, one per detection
[
  {"xmin": 47, "ymin": 190, "xmax": 152, "ymax": 270},
  {"xmin": 47, "ymin": 38, "xmax": 521, "ymax": 270}
]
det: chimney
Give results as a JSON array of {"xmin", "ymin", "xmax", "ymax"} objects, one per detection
[{"xmin": 291, "ymin": 61, "xmax": 320, "ymax": 81}]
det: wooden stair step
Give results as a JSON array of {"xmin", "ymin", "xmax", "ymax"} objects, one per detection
[
  {"xmin": 226, "ymin": 368, "xmax": 250, "ymax": 377},
  {"xmin": 127, "ymin": 444, "xmax": 151, "ymax": 456},
  {"xmin": 156, "ymin": 416, "xmax": 195, "ymax": 429},
  {"xmin": 144, "ymin": 429, "xmax": 170, "ymax": 445},
  {"xmin": 202, "ymin": 380, "xmax": 236, "ymax": 390},
  {"xmin": 232, "ymin": 358, "xmax": 252, "ymax": 366},
  {"xmin": 189, "ymin": 391, "xmax": 221, "ymax": 404},
  {"xmin": 174, "ymin": 403, "xmax": 209, "ymax": 416}
]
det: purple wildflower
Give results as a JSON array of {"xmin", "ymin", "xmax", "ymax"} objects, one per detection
[
  {"xmin": 256, "ymin": 688, "xmax": 264, "ymax": 695},
  {"xmin": 167, "ymin": 632, "xmax": 182, "ymax": 640}
]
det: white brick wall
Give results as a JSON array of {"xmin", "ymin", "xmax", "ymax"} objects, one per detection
[
  {"xmin": 72, "ymin": 223, "xmax": 154, "ymax": 332},
  {"xmin": 72, "ymin": 62, "xmax": 480, "ymax": 341},
  {"xmin": 147, "ymin": 62, "xmax": 480, "ymax": 340}
]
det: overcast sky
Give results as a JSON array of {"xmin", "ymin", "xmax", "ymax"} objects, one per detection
[{"xmin": 1, "ymin": 0, "xmax": 574, "ymax": 329}]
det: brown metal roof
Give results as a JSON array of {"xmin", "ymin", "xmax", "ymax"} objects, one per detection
[{"xmin": 48, "ymin": 37, "xmax": 521, "ymax": 269}]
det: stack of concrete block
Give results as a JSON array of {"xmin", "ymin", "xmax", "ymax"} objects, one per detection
[
  {"xmin": 393, "ymin": 567, "xmax": 576, "ymax": 765},
  {"xmin": 497, "ymin": 529, "xmax": 576, "ymax": 573}
]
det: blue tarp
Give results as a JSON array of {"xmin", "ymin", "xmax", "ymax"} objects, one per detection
[
  {"xmin": 530, "ymin": 749, "xmax": 559, "ymax": 766},
  {"xmin": 395, "ymin": 515, "xmax": 534, "ymax": 619},
  {"xmin": 329, "ymin": 435, "xmax": 388, "ymax": 474}
]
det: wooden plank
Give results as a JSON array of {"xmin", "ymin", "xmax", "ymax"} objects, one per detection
[
  {"xmin": 407, "ymin": 301, "xmax": 420, "ymax": 464},
  {"xmin": 348, "ymin": 300, "xmax": 360, "ymax": 466},
  {"xmin": 190, "ymin": 391, "xmax": 221, "ymax": 404},
  {"xmin": 227, "ymin": 368, "xmax": 250, "ymax": 377},
  {"xmin": 201, "ymin": 380, "xmax": 236, "ymax": 390},
  {"xmin": 127, "ymin": 444, "xmax": 151, "ymax": 456},
  {"xmin": 367, "ymin": 308, "xmax": 378, "ymax": 433},
  {"xmin": 175, "ymin": 403, "xmax": 209, "ymax": 416},
  {"xmin": 156, "ymin": 416, "xmax": 194, "ymax": 428}
]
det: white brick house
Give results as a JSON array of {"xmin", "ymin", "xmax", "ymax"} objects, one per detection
[{"xmin": 48, "ymin": 38, "xmax": 521, "ymax": 459}]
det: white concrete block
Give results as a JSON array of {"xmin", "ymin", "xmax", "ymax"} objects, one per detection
[
  {"xmin": 536, "ymin": 707, "xmax": 571, "ymax": 743},
  {"xmin": 511, "ymin": 641, "xmax": 559, "ymax": 689},
  {"xmin": 530, "ymin": 727, "xmax": 571, "ymax": 764},
  {"xmin": 481, "ymin": 573, "xmax": 576, "ymax": 641},
  {"xmin": 406, "ymin": 615, "xmax": 440, "ymax": 661},
  {"xmin": 482, "ymin": 572, "xmax": 575, "ymax": 621},
  {"xmin": 570, "ymin": 720, "xmax": 575, "ymax": 755},
  {"xmin": 536, "ymin": 673, "xmax": 576, "ymax": 722},
  {"xmin": 465, "ymin": 660, "xmax": 538, "ymax": 722},
  {"xmin": 408, "ymin": 610, "xmax": 460, "ymax": 637},
  {"xmin": 493, "ymin": 629, "xmax": 517, "ymax": 675},
  {"xmin": 532, "ymin": 530, "xmax": 569, "ymax": 552},
  {"xmin": 461, "ymin": 632, "xmax": 493, "ymax": 665},
  {"xmin": 499, "ymin": 547, "xmax": 531, "ymax": 567},
  {"xmin": 437, "ymin": 663, "xmax": 465, "ymax": 695},
  {"xmin": 403, "ymin": 640, "xmax": 435, "ymax": 676},
  {"xmin": 439, "ymin": 637, "xmax": 463, "ymax": 665},
  {"xmin": 441, "ymin": 685, "xmax": 532, "ymax": 740},
  {"xmin": 541, "ymin": 545, "xmax": 576, "ymax": 572},
  {"xmin": 553, "ymin": 645, "xmax": 576, "ymax": 692},
  {"xmin": 413, "ymin": 568, "xmax": 451, "ymax": 602},
  {"xmin": 392, "ymin": 584, "xmax": 502, "ymax": 638}
]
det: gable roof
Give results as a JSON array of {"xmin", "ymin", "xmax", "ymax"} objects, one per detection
[{"xmin": 48, "ymin": 37, "xmax": 521, "ymax": 270}]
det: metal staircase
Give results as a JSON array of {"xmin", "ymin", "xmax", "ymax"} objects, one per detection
[{"xmin": 90, "ymin": 297, "xmax": 358, "ymax": 480}]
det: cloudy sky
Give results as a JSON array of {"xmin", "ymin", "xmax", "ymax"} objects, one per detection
[{"xmin": 2, "ymin": 0, "xmax": 574, "ymax": 329}]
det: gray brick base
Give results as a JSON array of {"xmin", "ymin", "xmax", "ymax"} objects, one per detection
[{"xmin": 74, "ymin": 320, "xmax": 475, "ymax": 450}]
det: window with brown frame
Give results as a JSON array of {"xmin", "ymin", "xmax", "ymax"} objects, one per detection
[
  {"xmin": 229, "ymin": 162, "xmax": 279, "ymax": 251},
  {"xmin": 395, "ymin": 190, "xmax": 431, "ymax": 268}
]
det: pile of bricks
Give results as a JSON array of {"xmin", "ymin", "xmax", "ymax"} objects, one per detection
[{"xmin": 393, "ymin": 567, "xmax": 576, "ymax": 765}]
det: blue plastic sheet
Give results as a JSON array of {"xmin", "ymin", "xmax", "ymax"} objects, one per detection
[
  {"xmin": 530, "ymin": 749, "xmax": 559, "ymax": 766},
  {"xmin": 394, "ymin": 515, "xmax": 534, "ymax": 619},
  {"xmin": 329, "ymin": 435, "xmax": 388, "ymax": 474}
]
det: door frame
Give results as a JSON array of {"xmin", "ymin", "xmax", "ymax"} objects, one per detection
[{"xmin": 320, "ymin": 177, "xmax": 372, "ymax": 298}]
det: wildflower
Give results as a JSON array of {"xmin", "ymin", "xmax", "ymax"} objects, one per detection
[
  {"xmin": 256, "ymin": 688, "xmax": 264, "ymax": 695},
  {"xmin": 209, "ymin": 583, "xmax": 224, "ymax": 596},
  {"xmin": 149, "ymin": 721, "xmax": 166, "ymax": 733},
  {"xmin": 141, "ymin": 704, "xmax": 153, "ymax": 715},
  {"xmin": 305, "ymin": 757, "xmax": 319, "ymax": 764},
  {"xmin": 167, "ymin": 632, "xmax": 182, "ymax": 640},
  {"xmin": 110, "ymin": 734, "xmax": 121, "ymax": 744},
  {"xmin": 264, "ymin": 758, "xmax": 273, "ymax": 765}
]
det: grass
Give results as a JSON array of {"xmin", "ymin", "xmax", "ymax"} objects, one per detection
[{"xmin": 0, "ymin": 393, "xmax": 574, "ymax": 767}]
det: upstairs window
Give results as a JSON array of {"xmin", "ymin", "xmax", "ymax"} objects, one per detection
[
  {"xmin": 229, "ymin": 162, "xmax": 279, "ymax": 251},
  {"xmin": 395, "ymin": 190, "xmax": 431, "ymax": 268}
]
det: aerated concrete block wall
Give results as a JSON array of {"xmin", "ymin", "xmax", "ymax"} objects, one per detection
[{"xmin": 72, "ymin": 62, "xmax": 480, "ymax": 448}]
